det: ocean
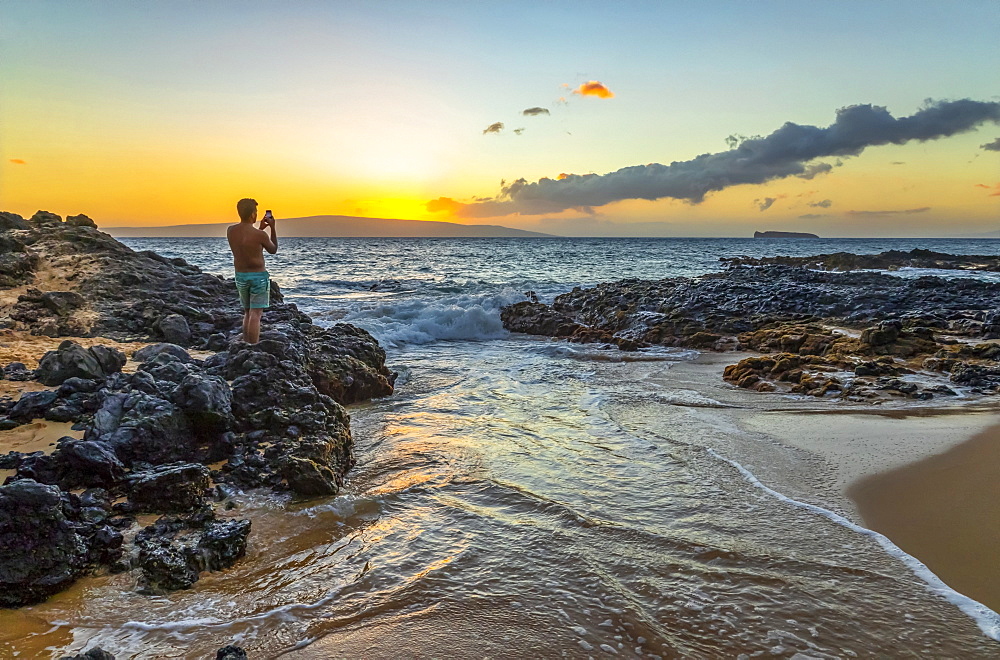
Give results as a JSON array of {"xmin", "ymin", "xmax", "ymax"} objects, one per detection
[{"xmin": 6, "ymin": 237, "xmax": 1000, "ymax": 658}]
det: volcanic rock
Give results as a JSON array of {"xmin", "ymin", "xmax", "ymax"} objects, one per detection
[
  {"xmin": 0, "ymin": 479, "xmax": 90, "ymax": 607},
  {"xmin": 35, "ymin": 341, "xmax": 126, "ymax": 386},
  {"xmin": 127, "ymin": 463, "xmax": 211, "ymax": 513}
]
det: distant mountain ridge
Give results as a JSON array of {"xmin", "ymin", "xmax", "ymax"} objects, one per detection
[{"xmin": 103, "ymin": 215, "xmax": 552, "ymax": 238}]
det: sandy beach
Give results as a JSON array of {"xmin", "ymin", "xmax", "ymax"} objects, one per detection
[
  {"xmin": 850, "ymin": 422, "xmax": 1000, "ymax": 612},
  {"xmin": 617, "ymin": 349, "xmax": 1000, "ymax": 617}
]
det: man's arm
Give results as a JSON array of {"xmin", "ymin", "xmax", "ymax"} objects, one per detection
[{"xmin": 261, "ymin": 221, "xmax": 277, "ymax": 254}]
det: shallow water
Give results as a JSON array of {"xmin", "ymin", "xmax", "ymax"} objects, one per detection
[{"xmin": 3, "ymin": 237, "xmax": 1000, "ymax": 657}]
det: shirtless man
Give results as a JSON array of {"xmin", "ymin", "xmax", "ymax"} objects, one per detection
[{"xmin": 227, "ymin": 198, "xmax": 277, "ymax": 344}]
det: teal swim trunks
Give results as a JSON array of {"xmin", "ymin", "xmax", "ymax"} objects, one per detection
[{"xmin": 235, "ymin": 271, "xmax": 270, "ymax": 309}]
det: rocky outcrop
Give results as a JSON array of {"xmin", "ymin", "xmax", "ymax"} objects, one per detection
[
  {"xmin": 0, "ymin": 479, "xmax": 123, "ymax": 607},
  {"xmin": 722, "ymin": 248, "xmax": 1000, "ymax": 272},
  {"xmin": 135, "ymin": 511, "xmax": 250, "ymax": 592},
  {"xmin": 0, "ymin": 209, "xmax": 398, "ymax": 607},
  {"xmin": 501, "ymin": 261, "xmax": 1000, "ymax": 401}
]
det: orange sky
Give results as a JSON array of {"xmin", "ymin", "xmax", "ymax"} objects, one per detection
[{"xmin": 1, "ymin": 2, "xmax": 997, "ymax": 236}]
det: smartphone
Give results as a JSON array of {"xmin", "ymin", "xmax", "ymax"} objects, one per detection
[{"xmin": 263, "ymin": 210, "xmax": 274, "ymax": 220}]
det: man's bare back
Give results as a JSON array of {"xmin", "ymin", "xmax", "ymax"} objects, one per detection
[{"xmin": 227, "ymin": 220, "xmax": 277, "ymax": 272}]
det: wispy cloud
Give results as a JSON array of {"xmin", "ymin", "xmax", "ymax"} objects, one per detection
[
  {"xmin": 982, "ymin": 137, "xmax": 1000, "ymax": 151},
  {"xmin": 572, "ymin": 80, "xmax": 614, "ymax": 99},
  {"xmin": 977, "ymin": 183, "xmax": 1000, "ymax": 196},
  {"xmin": 755, "ymin": 197, "xmax": 777, "ymax": 211},
  {"xmin": 522, "ymin": 107, "xmax": 550, "ymax": 116},
  {"xmin": 845, "ymin": 207, "xmax": 931, "ymax": 216},
  {"xmin": 482, "ymin": 122, "xmax": 504, "ymax": 135},
  {"xmin": 809, "ymin": 199, "xmax": 833, "ymax": 208},
  {"xmin": 8, "ymin": 159, "xmax": 25, "ymax": 165},
  {"xmin": 513, "ymin": 128, "xmax": 525, "ymax": 135},
  {"xmin": 437, "ymin": 99, "xmax": 1000, "ymax": 218}
]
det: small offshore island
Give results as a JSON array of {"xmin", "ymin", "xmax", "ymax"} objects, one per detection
[{"xmin": 754, "ymin": 230, "xmax": 820, "ymax": 238}]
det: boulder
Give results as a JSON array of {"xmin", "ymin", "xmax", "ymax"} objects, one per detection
[
  {"xmin": 279, "ymin": 456, "xmax": 339, "ymax": 497},
  {"xmin": 0, "ymin": 480, "xmax": 90, "ymax": 607},
  {"xmin": 8, "ymin": 390, "xmax": 59, "ymax": 421},
  {"xmin": 157, "ymin": 314, "xmax": 192, "ymax": 345},
  {"xmin": 58, "ymin": 440, "xmax": 126, "ymax": 489},
  {"xmin": 35, "ymin": 341, "xmax": 125, "ymax": 386},
  {"xmin": 65, "ymin": 214, "xmax": 98, "ymax": 228},
  {"xmin": 216, "ymin": 646, "xmax": 249, "ymax": 660},
  {"xmin": 196, "ymin": 518, "xmax": 252, "ymax": 571},
  {"xmin": 60, "ymin": 648, "xmax": 116, "ymax": 660},
  {"xmin": 133, "ymin": 342, "xmax": 192, "ymax": 364},
  {"xmin": 860, "ymin": 320, "xmax": 902, "ymax": 347},
  {"xmin": 172, "ymin": 372, "xmax": 233, "ymax": 432},
  {"xmin": 0, "ymin": 211, "xmax": 30, "ymax": 231},
  {"xmin": 41, "ymin": 291, "xmax": 85, "ymax": 316},
  {"xmin": 3, "ymin": 362, "xmax": 34, "ymax": 382},
  {"xmin": 135, "ymin": 513, "xmax": 251, "ymax": 593},
  {"xmin": 30, "ymin": 210, "xmax": 64, "ymax": 227},
  {"xmin": 127, "ymin": 463, "xmax": 211, "ymax": 513},
  {"xmin": 500, "ymin": 301, "xmax": 582, "ymax": 337}
]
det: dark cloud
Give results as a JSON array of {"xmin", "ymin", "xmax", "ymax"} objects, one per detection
[
  {"xmin": 513, "ymin": 128, "xmax": 525, "ymax": 135},
  {"xmin": 890, "ymin": 161, "xmax": 906, "ymax": 165},
  {"xmin": 755, "ymin": 197, "xmax": 777, "ymax": 211},
  {"xmin": 982, "ymin": 137, "xmax": 1000, "ymax": 151},
  {"xmin": 799, "ymin": 213, "xmax": 826, "ymax": 219},
  {"xmin": 796, "ymin": 162, "xmax": 833, "ymax": 179},
  {"xmin": 809, "ymin": 199, "xmax": 833, "ymax": 208},
  {"xmin": 522, "ymin": 107, "xmax": 550, "ymax": 116},
  {"xmin": 845, "ymin": 207, "xmax": 931, "ymax": 216},
  {"xmin": 441, "ymin": 99, "xmax": 1000, "ymax": 217},
  {"xmin": 482, "ymin": 122, "xmax": 504, "ymax": 135}
]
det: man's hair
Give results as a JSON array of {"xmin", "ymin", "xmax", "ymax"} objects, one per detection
[{"xmin": 237, "ymin": 198, "xmax": 258, "ymax": 222}]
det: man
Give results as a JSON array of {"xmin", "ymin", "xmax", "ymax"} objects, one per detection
[{"xmin": 227, "ymin": 198, "xmax": 277, "ymax": 344}]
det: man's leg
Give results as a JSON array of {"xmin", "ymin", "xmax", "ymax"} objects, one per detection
[
  {"xmin": 242, "ymin": 309, "xmax": 251, "ymax": 341},
  {"xmin": 246, "ymin": 308, "xmax": 264, "ymax": 344}
]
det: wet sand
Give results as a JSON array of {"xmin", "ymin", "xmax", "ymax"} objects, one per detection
[
  {"xmin": 849, "ymin": 423, "xmax": 1000, "ymax": 612},
  {"xmin": 638, "ymin": 350, "xmax": 1000, "ymax": 616}
]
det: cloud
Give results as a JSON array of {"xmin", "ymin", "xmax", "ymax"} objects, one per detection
[
  {"xmin": 426, "ymin": 197, "xmax": 463, "ymax": 213},
  {"xmin": 572, "ymin": 81, "xmax": 614, "ymax": 99},
  {"xmin": 982, "ymin": 137, "xmax": 1000, "ymax": 151},
  {"xmin": 890, "ymin": 161, "xmax": 906, "ymax": 165},
  {"xmin": 845, "ymin": 207, "xmax": 931, "ymax": 216},
  {"xmin": 809, "ymin": 199, "xmax": 833, "ymax": 208},
  {"xmin": 796, "ymin": 162, "xmax": 833, "ymax": 179},
  {"xmin": 799, "ymin": 213, "xmax": 826, "ymax": 219},
  {"xmin": 557, "ymin": 173, "xmax": 571, "ymax": 180},
  {"xmin": 438, "ymin": 99, "xmax": 1000, "ymax": 217},
  {"xmin": 8, "ymin": 159, "xmax": 25, "ymax": 165},
  {"xmin": 522, "ymin": 107, "xmax": 550, "ymax": 116},
  {"xmin": 513, "ymin": 128, "xmax": 525, "ymax": 135},
  {"xmin": 482, "ymin": 122, "xmax": 504, "ymax": 135},
  {"xmin": 755, "ymin": 197, "xmax": 777, "ymax": 211},
  {"xmin": 978, "ymin": 183, "xmax": 1000, "ymax": 196}
]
